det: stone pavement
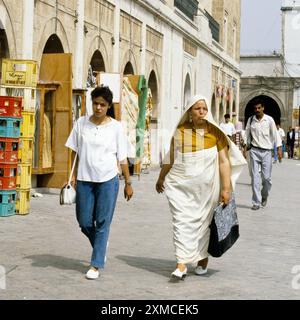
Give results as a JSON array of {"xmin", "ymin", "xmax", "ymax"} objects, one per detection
[{"xmin": 0, "ymin": 159, "xmax": 300, "ymax": 300}]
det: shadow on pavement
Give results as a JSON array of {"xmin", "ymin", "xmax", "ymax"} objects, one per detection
[
  {"xmin": 116, "ymin": 255, "xmax": 219, "ymax": 279},
  {"xmin": 236, "ymin": 182, "xmax": 251, "ymax": 186},
  {"xmin": 116, "ymin": 255, "xmax": 174, "ymax": 278},
  {"xmin": 236, "ymin": 204, "xmax": 252, "ymax": 209},
  {"xmin": 24, "ymin": 254, "xmax": 88, "ymax": 273}
]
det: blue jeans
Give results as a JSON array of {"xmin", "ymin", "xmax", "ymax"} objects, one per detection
[
  {"xmin": 273, "ymin": 144, "xmax": 278, "ymax": 161},
  {"xmin": 76, "ymin": 176, "xmax": 119, "ymax": 268}
]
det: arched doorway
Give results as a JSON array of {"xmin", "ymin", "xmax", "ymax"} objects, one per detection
[
  {"xmin": 211, "ymin": 93, "xmax": 217, "ymax": 121},
  {"xmin": 148, "ymin": 70, "xmax": 158, "ymax": 120},
  {"xmin": 86, "ymin": 50, "xmax": 106, "ymax": 89},
  {"xmin": 90, "ymin": 50, "xmax": 106, "ymax": 73},
  {"xmin": 43, "ymin": 34, "xmax": 64, "ymax": 53},
  {"xmin": 148, "ymin": 70, "xmax": 159, "ymax": 166},
  {"xmin": 225, "ymin": 90, "xmax": 230, "ymax": 114},
  {"xmin": 219, "ymin": 100, "xmax": 224, "ymax": 124},
  {"xmin": 124, "ymin": 61, "xmax": 134, "ymax": 75},
  {"xmin": 35, "ymin": 34, "xmax": 71, "ymax": 187},
  {"xmin": 0, "ymin": 25, "xmax": 9, "ymax": 72},
  {"xmin": 244, "ymin": 95, "xmax": 281, "ymax": 126},
  {"xmin": 232, "ymin": 100, "xmax": 236, "ymax": 114},
  {"xmin": 183, "ymin": 74, "xmax": 191, "ymax": 107}
]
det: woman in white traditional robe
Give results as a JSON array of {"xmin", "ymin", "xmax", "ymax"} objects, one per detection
[{"xmin": 155, "ymin": 95, "xmax": 247, "ymax": 279}]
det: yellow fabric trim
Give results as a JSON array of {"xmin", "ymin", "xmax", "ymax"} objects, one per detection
[{"xmin": 174, "ymin": 122, "xmax": 228, "ymax": 153}]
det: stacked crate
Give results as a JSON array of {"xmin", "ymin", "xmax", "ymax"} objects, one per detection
[
  {"xmin": 0, "ymin": 96, "xmax": 22, "ymax": 216},
  {"xmin": 0, "ymin": 59, "xmax": 38, "ymax": 215}
]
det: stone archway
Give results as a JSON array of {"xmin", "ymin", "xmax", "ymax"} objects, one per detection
[
  {"xmin": 43, "ymin": 34, "xmax": 64, "ymax": 53},
  {"xmin": 84, "ymin": 35, "xmax": 110, "ymax": 81},
  {"xmin": 121, "ymin": 49, "xmax": 137, "ymax": 75},
  {"xmin": 183, "ymin": 73, "xmax": 191, "ymax": 107},
  {"xmin": 124, "ymin": 61, "xmax": 134, "ymax": 75},
  {"xmin": 211, "ymin": 93, "xmax": 217, "ymax": 121},
  {"xmin": 36, "ymin": 18, "xmax": 70, "ymax": 63},
  {"xmin": 218, "ymin": 99, "xmax": 224, "ymax": 124},
  {"xmin": 148, "ymin": 70, "xmax": 159, "ymax": 165},
  {"xmin": 148, "ymin": 70, "xmax": 158, "ymax": 119},
  {"xmin": 90, "ymin": 50, "xmax": 106, "ymax": 73},
  {"xmin": 0, "ymin": 3, "xmax": 17, "ymax": 58},
  {"xmin": 0, "ymin": 23, "xmax": 9, "ymax": 72},
  {"xmin": 244, "ymin": 94, "xmax": 282, "ymax": 127}
]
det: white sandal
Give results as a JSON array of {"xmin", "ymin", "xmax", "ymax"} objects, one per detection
[{"xmin": 171, "ymin": 267, "xmax": 187, "ymax": 280}]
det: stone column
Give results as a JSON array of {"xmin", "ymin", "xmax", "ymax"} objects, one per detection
[
  {"xmin": 236, "ymin": 78, "xmax": 240, "ymax": 120},
  {"xmin": 74, "ymin": 0, "xmax": 85, "ymax": 88},
  {"xmin": 112, "ymin": 1, "xmax": 120, "ymax": 72},
  {"xmin": 140, "ymin": 22, "xmax": 146, "ymax": 75},
  {"xmin": 22, "ymin": 0, "xmax": 34, "ymax": 59}
]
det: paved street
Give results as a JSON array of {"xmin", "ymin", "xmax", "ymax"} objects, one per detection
[{"xmin": 1, "ymin": 159, "xmax": 300, "ymax": 300}]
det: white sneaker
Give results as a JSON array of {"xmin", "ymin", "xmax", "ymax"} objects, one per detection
[
  {"xmin": 86, "ymin": 268, "xmax": 99, "ymax": 280},
  {"xmin": 194, "ymin": 265, "xmax": 208, "ymax": 275}
]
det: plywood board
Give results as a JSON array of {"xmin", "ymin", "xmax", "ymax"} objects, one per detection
[{"xmin": 38, "ymin": 53, "xmax": 73, "ymax": 188}]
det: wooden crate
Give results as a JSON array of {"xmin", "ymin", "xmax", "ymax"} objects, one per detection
[{"xmin": 1, "ymin": 59, "xmax": 38, "ymax": 87}]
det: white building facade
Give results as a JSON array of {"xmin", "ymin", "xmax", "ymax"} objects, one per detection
[
  {"xmin": 240, "ymin": 0, "xmax": 300, "ymax": 131},
  {"xmin": 282, "ymin": 0, "xmax": 300, "ymax": 126},
  {"xmin": 0, "ymin": 0, "xmax": 241, "ymax": 167}
]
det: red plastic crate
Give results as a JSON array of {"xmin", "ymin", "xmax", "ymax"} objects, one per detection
[
  {"xmin": 0, "ymin": 96, "xmax": 22, "ymax": 118},
  {"xmin": 0, "ymin": 164, "xmax": 17, "ymax": 190},
  {"xmin": 0, "ymin": 138, "xmax": 19, "ymax": 164}
]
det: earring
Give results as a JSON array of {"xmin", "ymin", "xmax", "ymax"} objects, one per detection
[{"xmin": 189, "ymin": 113, "xmax": 192, "ymax": 123}]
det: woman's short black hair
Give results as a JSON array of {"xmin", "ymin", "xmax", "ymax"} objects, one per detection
[{"xmin": 91, "ymin": 85, "xmax": 113, "ymax": 106}]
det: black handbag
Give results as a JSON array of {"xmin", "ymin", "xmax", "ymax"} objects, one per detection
[{"xmin": 208, "ymin": 196, "xmax": 239, "ymax": 257}]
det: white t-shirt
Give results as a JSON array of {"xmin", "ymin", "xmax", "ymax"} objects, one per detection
[
  {"xmin": 219, "ymin": 122, "xmax": 236, "ymax": 137},
  {"xmin": 278, "ymin": 127, "xmax": 285, "ymax": 141},
  {"xmin": 65, "ymin": 116, "xmax": 127, "ymax": 183}
]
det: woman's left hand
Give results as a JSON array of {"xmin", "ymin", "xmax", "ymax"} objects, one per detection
[
  {"xmin": 220, "ymin": 190, "xmax": 231, "ymax": 205},
  {"xmin": 124, "ymin": 184, "xmax": 133, "ymax": 201}
]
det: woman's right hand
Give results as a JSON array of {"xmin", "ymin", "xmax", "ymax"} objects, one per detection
[
  {"xmin": 70, "ymin": 175, "xmax": 76, "ymax": 188},
  {"xmin": 156, "ymin": 178, "xmax": 165, "ymax": 193}
]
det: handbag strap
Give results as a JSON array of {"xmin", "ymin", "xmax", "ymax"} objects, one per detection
[{"xmin": 67, "ymin": 153, "xmax": 78, "ymax": 185}]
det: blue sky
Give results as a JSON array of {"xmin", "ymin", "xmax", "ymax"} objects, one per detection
[{"xmin": 241, "ymin": 0, "xmax": 282, "ymax": 54}]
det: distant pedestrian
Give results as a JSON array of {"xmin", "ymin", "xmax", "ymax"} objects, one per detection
[
  {"xmin": 220, "ymin": 114, "xmax": 236, "ymax": 142},
  {"xmin": 65, "ymin": 86, "xmax": 133, "ymax": 280},
  {"xmin": 244, "ymin": 98, "xmax": 282, "ymax": 210},
  {"xmin": 286, "ymin": 127, "xmax": 295, "ymax": 159},
  {"xmin": 273, "ymin": 123, "xmax": 285, "ymax": 163},
  {"xmin": 155, "ymin": 95, "xmax": 246, "ymax": 280}
]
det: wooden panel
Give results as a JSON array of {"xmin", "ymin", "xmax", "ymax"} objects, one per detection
[{"xmin": 38, "ymin": 54, "xmax": 73, "ymax": 188}]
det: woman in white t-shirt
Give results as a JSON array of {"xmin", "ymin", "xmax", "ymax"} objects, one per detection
[{"xmin": 66, "ymin": 86, "xmax": 133, "ymax": 280}]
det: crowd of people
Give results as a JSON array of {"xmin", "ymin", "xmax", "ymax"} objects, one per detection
[{"xmin": 65, "ymin": 87, "xmax": 298, "ymax": 281}]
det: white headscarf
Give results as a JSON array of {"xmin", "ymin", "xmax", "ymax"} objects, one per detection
[
  {"xmin": 179, "ymin": 94, "xmax": 219, "ymax": 128},
  {"xmin": 173, "ymin": 94, "xmax": 247, "ymax": 188}
]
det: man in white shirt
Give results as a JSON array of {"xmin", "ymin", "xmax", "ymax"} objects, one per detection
[
  {"xmin": 220, "ymin": 114, "xmax": 236, "ymax": 142},
  {"xmin": 273, "ymin": 124, "xmax": 285, "ymax": 163},
  {"xmin": 244, "ymin": 98, "xmax": 282, "ymax": 210}
]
